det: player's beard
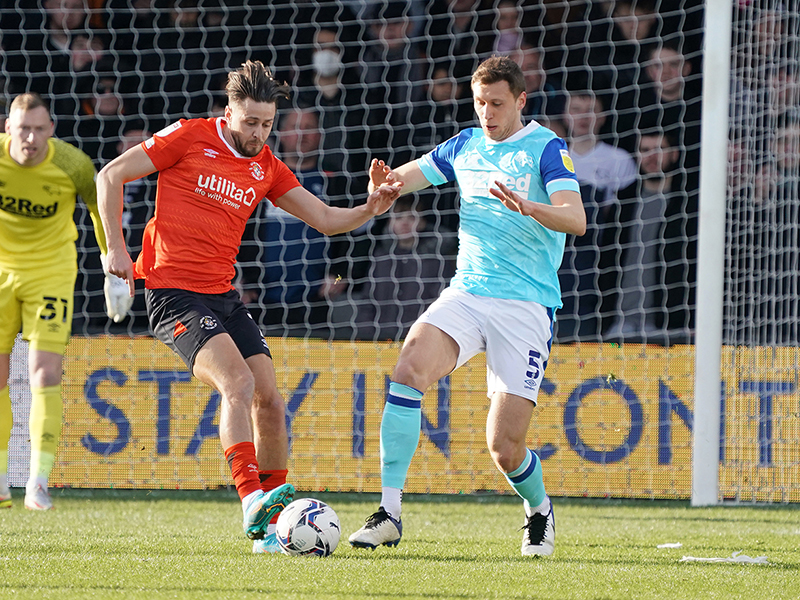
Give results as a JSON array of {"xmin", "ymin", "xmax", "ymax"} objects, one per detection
[{"xmin": 230, "ymin": 131, "xmax": 265, "ymax": 158}]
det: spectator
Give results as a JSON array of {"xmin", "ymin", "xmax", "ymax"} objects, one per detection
[
  {"xmin": 296, "ymin": 26, "xmax": 368, "ymax": 184},
  {"xmin": 69, "ymin": 33, "xmax": 107, "ymax": 74},
  {"xmin": 411, "ymin": 63, "xmax": 461, "ymax": 153},
  {"xmin": 724, "ymin": 134, "xmax": 758, "ymax": 345},
  {"xmin": 239, "ymin": 106, "xmax": 342, "ymax": 337},
  {"xmin": 513, "ymin": 39, "xmax": 566, "ymax": 129},
  {"xmin": 605, "ymin": 132, "xmax": 681, "ymax": 343},
  {"xmin": 639, "ymin": 40, "xmax": 702, "ymax": 196},
  {"xmin": 556, "ymin": 88, "xmax": 637, "ymax": 342},
  {"xmin": 361, "ymin": 1, "xmax": 425, "ymax": 166},
  {"xmin": 354, "ymin": 196, "xmax": 456, "ymax": 342},
  {"xmin": 492, "ymin": 0, "xmax": 524, "ymax": 55},
  {"xmin": 9, "ymin": 0, "xmax": 93, "ymax": 138},
  {"xmin": 75, "ymin": 64, "xmax": 129, "ymax": 165},
  {"xmin": 141, "ymin": 0, "xmax": 227, "ymax": 121},
  {"xmin": 410, "ymin": 63, "xmax": 463, "ymax": 233},
  {"xmin": 565, "ymin": 90, "xmax": 638, "ymax": 206},
  {"xmin": 598, "ymin": 0, "xmax": 662, "ymax": 149},
  {"xmin": 744, "ymin": 121, "xmax": 800, "ymax": 345},
  {"xmin": 755, "ymin": 120, "xmax": 800, "ymax": 205},
  {"xmin": 424, "ymin": 0, "xmax": 495, "ymax": 119},
  {"xmin": 103, "ymin": 0, "xmax": 170, "ymax": 127}
]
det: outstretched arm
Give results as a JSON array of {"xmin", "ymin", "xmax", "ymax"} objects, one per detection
[
  {"xmin": 97, "ymin": 145, "xmax": 158, "ymax": 296},
  {"xmin": 491, "ymin": 183, "xmax": 586, "ymax": 236},
  {"xmin": 274, "ymin": 180, "xmax": 403, "ymax": 236}
]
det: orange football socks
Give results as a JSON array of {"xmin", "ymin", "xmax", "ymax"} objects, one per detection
[{"xmin": 224, "ymin": 442, "xmax": 262, "ymax": 500}]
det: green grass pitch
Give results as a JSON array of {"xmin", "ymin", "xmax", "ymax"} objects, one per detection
[{"xmin": 1, "ymin": 489, "xmax": 798, "ymax": 599}]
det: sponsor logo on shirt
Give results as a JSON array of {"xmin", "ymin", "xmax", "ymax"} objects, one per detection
[
  {"xmin": 203, "ymin": 148, "xmax": 219, "ymax": 159},
  {"xmin": 0, "ymin": 194, "xmax": 58, "ymax": 218},
  {"xmin": 195, "ymin": 173, "xmax": 258, "ymax": 209},
  {"xmin": 462, "ymin": 170, "xmax": 532, "ymax": 200}
]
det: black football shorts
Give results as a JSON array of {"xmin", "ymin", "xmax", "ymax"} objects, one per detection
[{"xmin": 146, "ymin": 288, "xmax": 271, "ymax": 371}]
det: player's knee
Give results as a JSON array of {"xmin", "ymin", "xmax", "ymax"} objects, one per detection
[
  {"xmin": 29, "ymin": 363, "xmax": 62, "ymax": 388},
  {"xmin": 488, "ymin": 437, "xmax": 522, "ymax": 473},
  {"xmin": 390, "ymin": 360, "xmax": 427, "ymax": 391},
  {"xmin": 223, "ymin": 369, "xmax": 255, "ymax": 405},
  {"xmin": 254, "ymin": 387, "xmax": 284, "ymax": 417}
]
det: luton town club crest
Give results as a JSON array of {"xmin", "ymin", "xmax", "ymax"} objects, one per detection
[{"xmin": 250, "ymin": 162, "xmax": 264, "ymax": 181}]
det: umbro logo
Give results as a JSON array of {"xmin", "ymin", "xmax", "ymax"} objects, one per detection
[
  {"xmin": 524, "ymin": 378, "xmax": 539, "ymax": 390},
  {"xmin": 204, "ymin": 148, "xmax": 219, "ymax": 159}
]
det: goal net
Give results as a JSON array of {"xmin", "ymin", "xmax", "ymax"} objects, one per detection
[
  {"xmin": 721, "ymin": 0, "xmax": 800, "ymax": 502},
  {"xmin": 2, "ymin": 0, "xmax": 796, "ymax": 502}
]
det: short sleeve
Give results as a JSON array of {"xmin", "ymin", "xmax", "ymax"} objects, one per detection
[{"xmin": 540, "ymin": 137, "xmax": 581, "ymax": 196}]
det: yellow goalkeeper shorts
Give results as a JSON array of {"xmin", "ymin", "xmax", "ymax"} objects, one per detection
[{"xmin": 0, "ymin": 264, "xmax": 77, "ymax": 355}]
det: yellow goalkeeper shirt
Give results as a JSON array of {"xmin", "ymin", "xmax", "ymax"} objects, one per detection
[{"xmin": 0, "ymin": 133, "xmax": 107, "ymax": 271}]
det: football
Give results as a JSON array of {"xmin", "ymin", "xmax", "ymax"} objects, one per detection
[{"xmin": 275, "ymin": 498, "xmax": 341, "ymax": 557}]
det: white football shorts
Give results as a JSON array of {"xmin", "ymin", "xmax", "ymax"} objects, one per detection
[{"xmin": 417, "ymin": 287, "xmax": 554, "ymax": 404}]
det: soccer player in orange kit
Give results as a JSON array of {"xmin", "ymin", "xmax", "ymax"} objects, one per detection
[{"xmin": 96, "ymin": 60, "xmax": 402, "ymax": 552}]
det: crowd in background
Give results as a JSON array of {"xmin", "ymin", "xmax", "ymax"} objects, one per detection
[{"xmin": 1, "ymin": 0, "xmax": 797, "ymax": 345}]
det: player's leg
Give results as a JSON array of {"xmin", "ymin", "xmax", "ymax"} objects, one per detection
[
  {"xmin": 350, "ymin": 290, "xmax": 476, "ymax": 549},
  {"xmin": 381, "ymin": 322, "xmax": 459, "ymax": 513},
  {"xmin": 193, "ymin": 334, "xmax": 290, "ymax": 539},
  {"xmin": 25, "ymin": 349, "xmax": 64, "ymax": 510},
  {"xmin": 486, "ymin": 392, "xmax": 554, "ymax": 556},
  {"xmin": 0, "ymin": 353, "xmax": 11, "ymax": 508},
  {"xmin": 222, "ymin": 301, "xmax": 293, "ymax": 554},
  {"xmin": 0, "ymin": 269, "xmax": 19, "ymax": 508},
  {"xmin": 249, "ymin": 354, "xmax": 291, "ymax": 553},
  {"xmin": 484, "ymin": 298, "xmax": 555, "ymax": 556},
  {"xmin": 146, "ymin": 289, "xmax": 289, "ymax": 540},
  {"xmin": 20, "ymin": 266, "xmax": 76, "ymax": 511}
]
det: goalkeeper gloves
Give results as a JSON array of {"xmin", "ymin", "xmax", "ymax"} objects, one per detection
[{"xmin": 101, "ymin": 255, "xmax": 134, "ymax": 323}]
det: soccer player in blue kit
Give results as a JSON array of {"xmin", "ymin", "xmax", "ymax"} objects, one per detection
[{"xmin": 349, "ymin": 56, "xmax": 586, "ymax": 556}]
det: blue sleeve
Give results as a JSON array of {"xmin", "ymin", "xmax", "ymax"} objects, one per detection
[
  {"xmin": 417, "ymin": 129, "xmax": 476, "ymax": 186},
  {"xmin": 540, "ymin": 137, "xmax": 580, "ymax": 196}
]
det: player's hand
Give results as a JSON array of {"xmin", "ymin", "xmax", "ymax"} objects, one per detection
[
  {"xmin": 490, "ymin": 181, "xmax": 537, "ymax": 217},
  {"xmin": 368, "ymin": 158, "xmax": 397, "ymax": 192},
  {"xmin": 101, "ymin": 252, "xmax": 135, "ymax": 323},
  {"xmin": 365, "ymin": 181, "xmax": 404, "ymax": 216}
]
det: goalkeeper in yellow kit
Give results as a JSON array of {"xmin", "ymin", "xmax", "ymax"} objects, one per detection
[{"xmin": 0, "ymin": 93, "xmax": 132, "ymax": 510}]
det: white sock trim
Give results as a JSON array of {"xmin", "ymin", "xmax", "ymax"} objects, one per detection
[
  {"xmin": 524, "ymin": 496, "xmax": 550, "ymax": 517},
  {"xmin": 380, "ymin": 486, "xmax": 403, "ymax": 519},
  {"xmin": 242, "ymin": 489, "xmax": 262, "ymax": 513}
]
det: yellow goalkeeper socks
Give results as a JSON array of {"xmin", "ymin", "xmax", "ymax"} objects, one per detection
[
  {"xmin": 0, "ymin": 385, "xmax": 11, "ymax": 458},
  {"xmin": 29, "ymin": 385, "xmax": 63, "ymax": 485},
  {"xmin": 1, "ymin": 385, "xmax": 11, "ymax": 492}
]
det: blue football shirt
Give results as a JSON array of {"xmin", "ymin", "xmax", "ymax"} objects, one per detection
[{"xmin": 417, "ymin": 121, "xmax": 580, "ymax": 308}]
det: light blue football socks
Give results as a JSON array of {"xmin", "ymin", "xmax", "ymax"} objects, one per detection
[
  {"xmin": 379, "ymin": 382, "xmax": 423, "ymax": 515},
  {"xmin": 504, "ymin": 447, "xmax": 548, "ymax": 514}
]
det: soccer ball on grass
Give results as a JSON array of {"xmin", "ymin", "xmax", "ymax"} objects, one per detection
[{"xmin": 275, "ymin": 498, "xmax": 340, "ymax": 557}]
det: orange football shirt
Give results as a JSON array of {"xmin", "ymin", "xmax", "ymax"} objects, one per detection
[{"xmin": 135, "ymin": 117, "xmax": 300, "ymax": 293}]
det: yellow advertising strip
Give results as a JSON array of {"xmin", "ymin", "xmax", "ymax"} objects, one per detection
[{"xmin": 52, "ymin": 337, "xmax": 799, "ymax": 502}]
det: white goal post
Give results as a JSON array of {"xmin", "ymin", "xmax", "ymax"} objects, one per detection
[{"xmin": 692, "ymin": 0, "xmax": 732, "ymax": 507}]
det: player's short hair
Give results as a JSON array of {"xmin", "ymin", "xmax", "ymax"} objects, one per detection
[
  {"xmin": 471, "ymin": 55, "xmax": 526, "ymax": 98},
  {"xmin": 226, "ymin": 60, "xmax": 290, "ymax": 106},
  {"xmin": 9, "ymin": 92, "xmax": 51, "ymax": 115}
]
